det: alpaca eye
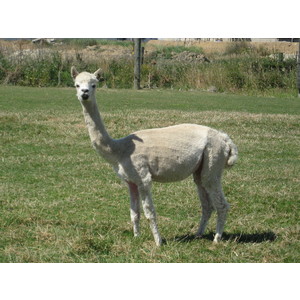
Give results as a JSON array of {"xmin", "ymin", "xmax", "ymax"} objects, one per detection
[
  {"xmin": 76, "ymin": 84, "xmax": 80, "ymax": 88},
  {"xmin": 92, "ymin": 84, "xmax": 96, "ymax": 88}
]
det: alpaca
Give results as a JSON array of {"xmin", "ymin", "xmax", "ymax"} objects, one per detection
[{"xmin": 71, "ymin": 67, "xmax": 238, "ymax": 246}]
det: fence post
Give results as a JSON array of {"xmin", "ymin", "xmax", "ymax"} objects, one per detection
[
  {"xmin": 134, "ymin": 38, "xmax": 142, "ymax": 90},
  {"xmin": 297, "ymin": 40, "xmax": 300, "ymax": 97}
]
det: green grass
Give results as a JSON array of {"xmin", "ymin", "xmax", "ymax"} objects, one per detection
[{"xmin": 1, "ymin": 86, "xmax": 299, "ymax": 262}]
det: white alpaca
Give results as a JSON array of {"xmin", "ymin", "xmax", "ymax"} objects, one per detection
[{"xmin": 71, "ymin": 67, "xmax": 238, "ymax": 246}]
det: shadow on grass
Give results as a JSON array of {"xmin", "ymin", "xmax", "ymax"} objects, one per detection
[{"xmin": 174, "ymin": 231, "xmax": 277, "ymax": 244}]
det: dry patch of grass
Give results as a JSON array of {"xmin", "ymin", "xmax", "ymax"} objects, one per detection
[{"xmin": 147, "ymin": 40, "xmax": 299, "ymax": 55}]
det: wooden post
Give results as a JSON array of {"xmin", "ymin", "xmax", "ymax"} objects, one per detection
[
  {"xmin": 134, "ymin": 38, "xmax": 142, "ymax": 90},
  {"xmin": 297, "ymin": 40, "xmax": 300, "ymax": 97}
]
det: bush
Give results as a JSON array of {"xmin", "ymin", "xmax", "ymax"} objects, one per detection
[
  {"xmin": 105, "ymin": 59, "xmax": 134, "ymax": 89},
  {"xmin": 150, "ymin": 45, "xmax": 203, "ymax": 60},
  {"xmin": 0, "ymin": 42, "xmax": 297, "ymax": 96},
  {"xmin": 224, "ymin": 41, "xmax": 252, "ymax": 55},
  {"xmin": 0, "ymin": 52, "xmax": 8, "ymax": 82}
]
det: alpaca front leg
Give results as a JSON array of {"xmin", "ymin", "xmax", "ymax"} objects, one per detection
[
  {"xmin": 139, "ymin": 185, "xmax": 162, "ymax": 246},
  {"xmin": 128, "ymin": 182, "xmax": 140, "ymax": 237}
]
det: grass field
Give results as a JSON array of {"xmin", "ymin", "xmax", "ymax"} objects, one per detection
[{"xmin": 0, "ymin": 86, "xmax": 299, "ymax": 262}]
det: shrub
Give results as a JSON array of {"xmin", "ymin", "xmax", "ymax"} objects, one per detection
[
  {"xmin": 19, "ymin": 52, "xmax": 64, "ymax": 86},
  {"xmin": 150, "ymin": 45, "xmax": 204, "ymax": 60},
  {"xmin": 224, "ymin": 41, "xmax": 252, "ymax": 55},
  {"xmin": 105, "ymin": 59, "xmax": 134, "ymax": 89},
  {"xmin": 0, "ymin": 49, "xmax": 11, "ymax": 83},
  {"xmin": 0, "ymin": 42, "xmax": 297, "ymax": 96}
]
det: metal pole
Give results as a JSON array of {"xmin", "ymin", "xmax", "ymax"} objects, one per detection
[{"xmin": 134, "ymin": 38, "xmax": 142, "ymax": 90}]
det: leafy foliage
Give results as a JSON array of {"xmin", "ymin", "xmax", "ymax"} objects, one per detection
[{"xmin": 0, "ymin": 42, "xmax": 297, "ymax": 96}]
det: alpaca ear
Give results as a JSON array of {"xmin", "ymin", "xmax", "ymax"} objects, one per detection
[
  {"xmin": 94, "ymin": 68, "xmax": 102, "ymax": 80},
  {"xmin": 71, "ymin": 66, "xmax": 79, "ymax": 80}
]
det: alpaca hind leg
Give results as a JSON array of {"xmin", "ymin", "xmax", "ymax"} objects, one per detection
[
  {"xmin": 195, "ymin": 184, "xmax": 214, "ymax": 237},
  {"xmin": 206, "ymin": 185, "xmax": 230, "ymax": 243},
  {"xmin": 200, "ymin": 145, "xmax": 230, "ymax": 242},
  {"xmin": 138, "ymin": 184, "xmax": 162, "ymax": 246},
  {"xmin": 127, "ymin": 182, "xmax": 140, "ymax": 237}
]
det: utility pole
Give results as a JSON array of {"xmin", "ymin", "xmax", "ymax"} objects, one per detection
[
  {"xmin": 134, "ymin": 38, "xmax": 142, "ymax": 90},
  {"xmin": 297, "ymin": 40, "xmax": 300, "ymax": 97}
]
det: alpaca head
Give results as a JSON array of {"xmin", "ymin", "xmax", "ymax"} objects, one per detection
[{"xmin": 71, "ymin": 67, "xmax": 102, "ymax": 102}]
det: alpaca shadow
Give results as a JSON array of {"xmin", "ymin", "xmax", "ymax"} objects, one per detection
[{"xmin": 174, "ymin": 231, "xmax": 277, "ymax": 244}]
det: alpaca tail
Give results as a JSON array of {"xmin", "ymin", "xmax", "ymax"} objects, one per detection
[{"xmin": 225, "ymin": 136, "xmax": 238, "ymax": 167}]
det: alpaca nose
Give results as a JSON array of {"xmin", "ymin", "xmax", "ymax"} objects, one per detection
[{"xmin": 82, "ymin": 89, "xmax": 89, "ymax": 93}]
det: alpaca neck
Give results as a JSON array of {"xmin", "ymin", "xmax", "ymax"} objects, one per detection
[{"xmin": 81, "ymin": 98, "xmax": 116, "ymax": 163}]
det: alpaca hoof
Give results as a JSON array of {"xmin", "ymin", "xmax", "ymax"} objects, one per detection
[
  {"xmin": 133, "ymin": 231, "xmax": 140, "ymax": 237},
  {"xmin": 156, "ymin": 240, "xmax": 162, "ymax": 247},
  {"xmin": 155, "ymin": 237, "xmax": 163, "ymax": 247},
  {"xmin": 213, "ymin": 234, "xmax": 222, "ymax": 243},
  {"xmin": 133, "ymin": 227, "xmax": 140, "ymax": 237}
]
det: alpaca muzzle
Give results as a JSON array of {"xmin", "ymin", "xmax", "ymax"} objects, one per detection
[{"xmin": 81, "ymin": 93, "xmax": 89, "ymax": 100}]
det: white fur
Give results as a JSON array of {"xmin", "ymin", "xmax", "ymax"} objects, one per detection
[{"xmin": 71, "ymin": 67, "xmax": 238, "ymax": 246}]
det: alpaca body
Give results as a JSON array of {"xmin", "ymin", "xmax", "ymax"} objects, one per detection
[
  {"xmin": 71, "ymin": 67, "xmax": 238, "ymax": 246},
  {"xmin": 124, "ymin": 124, "xmax": 207, "ymax": 183},
  {"xmin": 114, "ymin": 124, "xmax": 213, "ymax": 185}
]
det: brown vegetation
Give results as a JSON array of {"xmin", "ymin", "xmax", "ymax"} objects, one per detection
[
  {"xmin": 147, "ymin": 40, "xmax": 299, "ymax": 55},
  {"xmin": 1, "ymin": 39, "xmax": 298, "ymax": 60}
]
